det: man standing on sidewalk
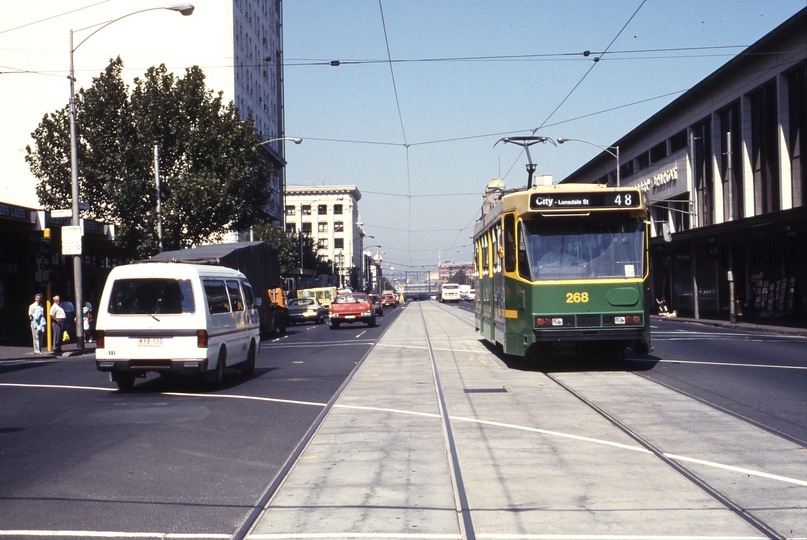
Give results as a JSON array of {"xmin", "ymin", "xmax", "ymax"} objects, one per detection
[
  {"xmin": 50, "ymin": 295, "xmax": 66, "ymax": 353},
  {"xmin": 28, "ymin": 293, "xmax": 45, "ymax": 354}
]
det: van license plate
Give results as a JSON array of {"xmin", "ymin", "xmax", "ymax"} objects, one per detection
[{"xmin": 138, "ymin": 338, "xmax": 163, "ymax": 347}]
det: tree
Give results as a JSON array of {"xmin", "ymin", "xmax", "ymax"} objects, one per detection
[
  {"xmin": 26, "ymin": 57, "xmax": 273, "ymax": 259},
  {"xmin": 449, "ymin": 269, "xmax": 469, "ymax": 284},
  {"xmin": 250, "ymin": 223, "xmax": 330, "ymax": 276}
]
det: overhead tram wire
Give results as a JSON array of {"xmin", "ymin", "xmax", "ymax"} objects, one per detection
[
  {"xmin": 533, "ymin": 0, "xmax": 648, "ymax": 133},
  {"xmin": 0, "ymin": 0, "xmax": 112, "ymax": 35},
  {"xmin": 378, "ymin": 0, "xmax": 414, "ymax": 268}
]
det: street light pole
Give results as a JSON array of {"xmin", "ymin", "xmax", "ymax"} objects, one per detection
[
  {"xmin": 557, "ymin": 137, "xmax": 620, "ymax": 187},
  {"xmin": 67, "ymin": 4, "xmax": 193, "ymax": 351}
]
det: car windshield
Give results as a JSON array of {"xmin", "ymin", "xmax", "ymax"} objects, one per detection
[
  {"xmin": 289, "ymin": 299, "xmax": 314, "ymax": 307},
  {"xmin": 520, "ymin": 214, "xmax": 645, "ymax": 281},
  {"xmin": 334, "ymin": 294, "xmax": 367, "ymax": 304},
  {"xmin": 108, "ymin": 278, "xmax": 195, "ymax": 314}
]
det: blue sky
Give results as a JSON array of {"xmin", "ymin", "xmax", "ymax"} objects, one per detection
[{"xmin": 282, "ymin": 0, "xmax": 806, "ymax": 271}]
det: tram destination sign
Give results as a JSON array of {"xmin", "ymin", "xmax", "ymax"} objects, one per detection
[{"xmin": 530, "ymin": 190, "xmax": 641, "ymax": 210}]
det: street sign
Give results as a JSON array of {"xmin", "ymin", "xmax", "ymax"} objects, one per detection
[
  {"xmin": 51, "ymin": 209, "xmax": 72, "ymax": 218},
  {"xmin": 61, "ymin": 225, "xmax": 82, "ymax": 255}
]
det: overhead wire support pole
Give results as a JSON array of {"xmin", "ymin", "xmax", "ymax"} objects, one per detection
[{"xmin": 494, "ymin": 136, "xmax": 556, "ymax": 188}]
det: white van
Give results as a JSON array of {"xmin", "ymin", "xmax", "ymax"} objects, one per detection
[{"xmin": 95, "ymin": 262, "xmax": 261, "ymax": 391}]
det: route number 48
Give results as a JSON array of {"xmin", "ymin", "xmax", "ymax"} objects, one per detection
[{"xmin": 614, "ymin": 194, "xmax": 633, "ymax": 206}]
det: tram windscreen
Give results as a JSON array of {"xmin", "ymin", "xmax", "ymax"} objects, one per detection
[{"xmin": 519, "ymin": 215, "xmax": 645, "ymax": 280}]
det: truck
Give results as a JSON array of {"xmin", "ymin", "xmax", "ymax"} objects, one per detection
[{"xmin": 149, "ymin": 241, "xmax": 288, "ymax": 334}]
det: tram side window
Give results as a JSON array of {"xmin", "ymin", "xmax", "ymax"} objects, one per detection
[
  {"xmin": 517, "ymin": 221, "xmax": 532, "ymax": 279},
  {"xmin": 504, "ymin": 214, "xmax": 516, "ymax": 272},
  {"xmin": 481, "ymin": 235, "xmax": 489, "ymax": 276},
  {"xmin": 492, "ymin": 224, "xmax": 501, "ymax": 273}
]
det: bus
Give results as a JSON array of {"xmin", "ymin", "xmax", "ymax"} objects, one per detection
[
  {"xmin": 440, "ymin": 283, "xmax": 461, "ymax": 303},
  {"xmin": 297, "ymin": 286, "xmax": 338, "ymax": 308},
  {"xmin": 472, "ymin": 181, "xmax": 651, "ymax": 364}
]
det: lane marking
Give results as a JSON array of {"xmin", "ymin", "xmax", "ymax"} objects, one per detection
[
  {"xmin": 4, "ymin": 384, "xmax": 805, "ymax": 487},
  {"xmin": 652, "ymin": 359, "xmax": 807, "ymax": 370}
]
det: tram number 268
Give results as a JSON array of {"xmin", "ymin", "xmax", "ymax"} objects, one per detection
[{"xmin": 566, "ymin": 292, "xmax": 589, "ymax": 303}]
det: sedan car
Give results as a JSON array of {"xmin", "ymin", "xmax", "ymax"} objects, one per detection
[
  {"xmin": 381, "ymin": 293, "xmax": 397, "ymax": 308},
  {"xmin": 287, "ymin": 298, "xmax": 328, "ymax": 325},
  {"xmin": 368, "ymin": 294, "xmax": 384, "ymax": 316},
  {"xmin": 329, "ymin": 292, "xmax": 376, "ymax": 328}
]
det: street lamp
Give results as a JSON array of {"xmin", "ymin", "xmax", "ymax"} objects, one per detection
[
  {"xmin": 362, "ymin": 244, "xmax": 381, "ymax": 292},
  {"xmin": 557, "ymin": 137, "xmax": 620, "ymax": 187},
  {"xmin": 68, "ymin": 4, "xmax": 194, "ymax": 351},
  {"xmin": 260, "ymin": 137, "xmax": 302, "ymax": 231}
]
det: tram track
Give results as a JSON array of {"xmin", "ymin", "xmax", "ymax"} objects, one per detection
[{"xmin": 431, "ymin": 301, "xmax": 790, "ymax": 540}]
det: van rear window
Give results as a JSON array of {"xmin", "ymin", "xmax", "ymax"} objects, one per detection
[{"xmin": 108, "ymin": 279, "xmax": 195, "ymax": 315}]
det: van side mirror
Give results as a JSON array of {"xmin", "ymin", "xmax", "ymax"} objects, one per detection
[{"xmin": 254, "ymin": 297, "xmax": 263, "ymax": 307}]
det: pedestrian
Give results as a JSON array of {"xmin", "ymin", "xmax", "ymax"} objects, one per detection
[
  {"xmin": 83, "ymin": 301, "xmax": 93, "ymax": 342},
  {"xmin": 62, "ymin": 298, "xmax": 75, "ymax": 342},
  {"xmin": 28, "ymin": 293, "xmax": 45, "ymax": 354},
  {"xmin": 50, "ymin": 295, "xmax": 66, "ymax": 353}
]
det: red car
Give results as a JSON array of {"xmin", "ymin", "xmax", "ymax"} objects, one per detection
[
  {"xmin": 329, "ymin": 292, "xmax": 377, "ymax": 329},
  {"xmin": 380, "ymin": 293, "xmax": 397, "ymax": 308}
]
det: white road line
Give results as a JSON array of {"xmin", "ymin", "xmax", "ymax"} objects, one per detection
[
  {"xmin": 4, "ymin": 384, "xmax": 804, "ymax": 487},
  {"xmin": 655, "ymin": 359, "xmax": 807, "ymax": 370}
]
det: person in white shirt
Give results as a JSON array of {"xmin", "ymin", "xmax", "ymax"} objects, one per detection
[
  {"xmin": 49, "ymin": 295, "xmax": 66, "ymax": 353},
  {"xmin": 28, "ymin": 294, "xmax": 45, "ymax": 354}
]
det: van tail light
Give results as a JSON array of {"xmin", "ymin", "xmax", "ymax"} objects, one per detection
[
  {"xmin": 196, "ymin": 330, "xmax": 208, "ymax": 348},
  {"xmin": 96, "ymin": 330, "xmax": 105, "ymax": 348}
]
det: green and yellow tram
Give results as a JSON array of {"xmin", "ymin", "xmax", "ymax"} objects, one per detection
[{"xmin": 473, "ymin": 180, "xmax": 651, "ymax": 362}]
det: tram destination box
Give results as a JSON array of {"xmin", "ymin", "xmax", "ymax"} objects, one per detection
[{"xmin": 530, "ymin": 190, "xmax": 641, "ymax": 210}]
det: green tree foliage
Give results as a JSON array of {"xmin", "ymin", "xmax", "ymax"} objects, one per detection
[
  {"xmin": 251, "ymin": 223, "xmax": 331, "ymax": 276},
  {"xmin": 26, "ymin": 57, "xmax": 272, "ymax": 259},
  {"xmin": 449, "ymin": 269, "xmax": 469, "ymax": 284}
]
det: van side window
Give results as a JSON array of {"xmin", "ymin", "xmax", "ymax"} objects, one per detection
[
  {"xmin": 242, "ymin": 282, "xmax": 255, "ymax": 308},
  {"xmin": 226, "ymin": 280, "xmax": 245, "ymax": 312},
  {"xmin": 108, "ymin": 279, "xmax": 195, "ymax": 314},
  {"xmin": 204, "ymin": 280, "xmax": 231, "ymax": 314}
]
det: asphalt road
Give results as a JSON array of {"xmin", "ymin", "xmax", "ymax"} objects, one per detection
[{"xmin": 0, "ymin": 306, "xmax": 404, "ymax": 538}]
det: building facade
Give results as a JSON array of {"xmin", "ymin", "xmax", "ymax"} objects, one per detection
[
  {"xmin": 0, "ymin": 0, "xmax": 287, "ymax": 343},
  {"xmin": 284, "ymin": 186, "xmax": 367, "ymax": 289},
  {"xmin": 561, "ymin": 7, "xmax": 807, "ymax": 321}
]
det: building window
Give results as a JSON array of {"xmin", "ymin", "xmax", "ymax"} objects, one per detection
[
  {"xmin": 318, "ymin": 238, "xmax": 328, "ymax": 250},
  {"xmin": 650, "ymin": 141, "xmax": 667, "ymax": 163},
  {"xmin": 635, "ymin": 151, "xmax": 650, "ymax": 172},
  {"xmin": 333, "ymin": 204, "xmax": 343, "ymax": 215},
  {"xmin": 693, "ymin": 118, "xmax": 713, "ymax": 226},
  {"xmin": 333, "ymin": 221, "xmax": 344, "ymax": 232},
  {"xmin": 301, "ymin": 205, "xmax": 312, "ymax": 216},
  {"xmin": 334, "ymin": 238, "xmax": 344, "ymax": 249},
  {"xmin": 286, "ymin": 223, "xmax": 296, "ymax": 235},
  {"xmin": 301, "ymin": 223, "xmax": 312, "ymax": 235},
  {"xmin": 285, "ymin": 205, "xmax": 295, "ymax": 216},
  {"xmin": 318, "ymin": 204, "xmax": 327, "ymax": 215},
  {"xmin": 720, "ymin": 103, "xmax": 744, "ymax": 219},
  {"xmin": 670, "ymin": 129, "xmax": 687, "ymax": 153},
  {"xmin": 318, "ymin": 222, "xmax": 328, "ymax": 233},
  {"xmin": 789, "ymin": 64, "xmax": 807, "ymax": 207},
  {"xmin": 751, "ymin": 82, "xmax": 780, "ymax": 214}
]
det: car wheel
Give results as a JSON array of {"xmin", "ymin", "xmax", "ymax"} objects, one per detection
[
  {"xmin": 213, "ymin": 348, "xmax": 226, "ymax": 385},
  {"xmin": 330, "ymin": 320, "xmax": 340, "ymax": 329},
  {"xmin": 115, "ymin": 373, "xmax": 136, "ymax": 392},
  {"xmin": 241, "ymin": 341, "xmax": 256, "ymax": 376}
]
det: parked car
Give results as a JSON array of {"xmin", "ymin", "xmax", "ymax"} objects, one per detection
[
  {"xmin": 368, "ymin": 294, "xmax": 384, "ymax": 316},
  {"xmin": 381, "ymin": 292, "xmax": 397, "ymax": 308},
  {"xmin": 287, "ymin": 297, "xmax": 327, "ymax": 325},
  {"xmin": 329, "ymin": 292, "xmax": 377, "ymax": 328}
]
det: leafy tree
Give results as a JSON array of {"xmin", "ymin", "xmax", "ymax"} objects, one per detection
[
  {"xmin": 449, "ymin": 269, "xmax": 469, "ymax": 284},
  {"xmin": 26, "ymin": 57, "xmax": 273, "ymax": 259},
  {"xmin": 251, "ymin": 223, "xmax": 330, "ymax": 276}
]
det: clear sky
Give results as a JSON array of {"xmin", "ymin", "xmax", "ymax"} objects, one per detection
[
  {"xmin": 281, "ymin": 0, "xmax": 806, "ymax": 272},
  {"xmin": 2, "ymin": 1, "xmax": 805, "ymax": 275}
]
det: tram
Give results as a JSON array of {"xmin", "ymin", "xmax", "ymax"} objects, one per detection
[{"xmin": 473, "ymin": 179, "xmax": 651, "ymax": 362}]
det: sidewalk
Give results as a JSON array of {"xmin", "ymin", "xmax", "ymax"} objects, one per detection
[{"xmin": 0, "ymin": 340, "xmax": 97, "ymax": 362}]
